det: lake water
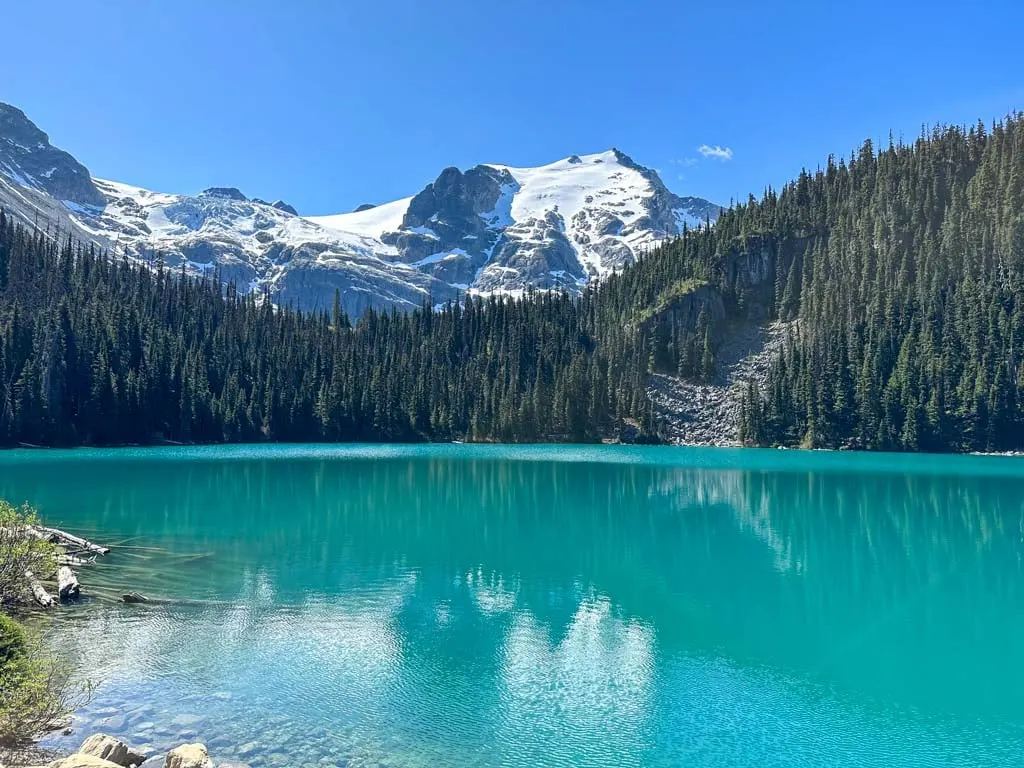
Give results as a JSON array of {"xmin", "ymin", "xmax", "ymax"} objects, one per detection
[{"xmin": 3, "ymin": 444, "xmax": 1024, "ymax": 767}]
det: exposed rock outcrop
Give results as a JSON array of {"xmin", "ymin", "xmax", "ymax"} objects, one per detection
[
  {"xmin": 649, "ymin": 320, "xmax": 796, "ymax": 446},
  {"xmin": 77, "ymin": 734, "xmax": 129, "ymax": 766},
  {"xmin": 164, "ymin": 743, "xmax": 213, "ymax": 768},
  {"xmin": 199, "ymin": 188, "xmax": 247, "ymax": 202},
  {"xmin": 380, "ymin": 165, "xmax": 516, "ymax": 276},
  {"xmin": 476, "ymin": 210, "xmax": 585, "ymax": 292},
  {"xmin": 0, "ymin": 103, "xmax": 105, "ymax": 208},
  {"xmin": 270, "ymin": 200, "xmax": 297, "ymax": 216}
]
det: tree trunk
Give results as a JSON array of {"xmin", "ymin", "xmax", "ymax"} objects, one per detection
[{"xmin": 25, "ymin": 570, "xmax": 54, "ymax": 607}]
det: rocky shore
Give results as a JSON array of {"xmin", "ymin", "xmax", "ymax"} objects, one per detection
[{"xmin": 14, "ymin": 734, "xmax": 230, "ymax": 768}]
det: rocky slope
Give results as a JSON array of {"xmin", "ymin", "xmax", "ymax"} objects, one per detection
[
  {"xmin": 648, "ymin": 320, "xmax": 796, "ymax": 446},
  {"xmin": 0, "ymin": 102, "xmax": 721, "ymax": 317}
]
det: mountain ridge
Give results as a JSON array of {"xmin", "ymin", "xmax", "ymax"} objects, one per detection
[{"xmin": 0, "ymin": 102, "xmax": 721, "ymax": 316}]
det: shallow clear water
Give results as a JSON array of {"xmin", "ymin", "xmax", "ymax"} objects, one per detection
[{"xmin": 4, "ymin": 444, "xmax": 1024, "ymax": 767}]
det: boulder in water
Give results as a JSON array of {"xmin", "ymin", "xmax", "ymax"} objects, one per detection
[
  {"xmin": 78, "ymin": 734, "xmax": 128, "ymax": 765},
  {"xmin": 164, "ymin": 744, "xmax": 213, "ymax": 768},
  {"xmin": 78, "ymin": 733, "xmax": 148, "ymax": 767}
]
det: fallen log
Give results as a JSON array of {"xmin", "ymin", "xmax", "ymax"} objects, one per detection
[
  {"xmin": 25, "ymin": 570, "xmax": 54, "ymax": 607},
  {"xmin": 32, "ymin": 525, "xmax": 110, "ymax": 556},
  {"xmin": 57, "ymin": 565, "xmax": 80, "ymax": 600}
]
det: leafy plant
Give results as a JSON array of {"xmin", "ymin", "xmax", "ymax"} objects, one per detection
[{"xmin": 0, "ymin": 503, "xmax": 90, "ymax": 753}]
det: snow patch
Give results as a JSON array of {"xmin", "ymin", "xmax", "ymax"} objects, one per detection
[
  {"xmin": 307, "ymin": 196, "xmax": 411, "ymax": 239},
  {"xmin": 413, "ymin": 247, "xmax": 470, "ymax": 267},
  {"xmin": 480, "ymin": 181, "xmax": 516, "ymax": 229},
  {"xmin": 408, "ymin": 225, "xmax": 439, "ymax": 237}
]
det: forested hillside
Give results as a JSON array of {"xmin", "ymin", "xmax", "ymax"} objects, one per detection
[
  {"xmin": 0, "ymin": 212, "xmax": 658, "ymax": 445},
  {"xmin": 734, "ymin": 117, "xmax": 1024, "ymax": 451},
  {"xmin": 1, "ymin": 113, "xmax": 1022, "ymax": 451},
  {"xmin": 626, "ymin": 115, "xmax": 1024, "ymax": 452}
]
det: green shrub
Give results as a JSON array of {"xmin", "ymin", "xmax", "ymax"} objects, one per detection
[
  {"xmin": 0, "ymin": 504, "xmax": 89, "ymax": 753},
  {"xmin": 0, "ymin": 612, "xmax": 26, "ymax": 666},
  {"xmin": 0, "ymin": 501, "xmax": 57, "ymax": 606}
]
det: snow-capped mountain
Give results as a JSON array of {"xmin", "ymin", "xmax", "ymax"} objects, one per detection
[{"xmin": 0, "ymin": 102, "xmax": 722, "ymax": 316}]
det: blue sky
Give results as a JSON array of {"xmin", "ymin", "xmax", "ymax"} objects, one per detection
[{"xmin": 4, "ymin": 1, "xmax": 1023, "ymax": 215}]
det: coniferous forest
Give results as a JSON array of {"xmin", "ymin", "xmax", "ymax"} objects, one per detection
[
  {"xmin": 1, "ymin": 114, "xmax": 1023, "ymax": 451},
  {"xmin": 0, "ymin": 212, "xmax": 659, "ymax": 446},
  {"xmin": 735, "ymin": 116, "xmax": 1024, "ymax": 452}
]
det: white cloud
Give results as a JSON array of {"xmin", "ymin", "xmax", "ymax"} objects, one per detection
[
  {"xmin": 698, "ymin": 144, "xmax": 733, "ymax": 161},
  {"xmin": 671, "ymin": 157, "xmax": 699, "ymax": 167}
]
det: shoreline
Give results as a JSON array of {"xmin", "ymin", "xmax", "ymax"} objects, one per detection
[{"xmin": 4, "ymin": 436, "xmax": 1023, "ymax": 458}]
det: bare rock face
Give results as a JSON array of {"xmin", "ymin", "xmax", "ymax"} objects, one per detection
[
  {"xmin": 271, "ymin": 200, "xmax": 298, "ymax": 216},
  {"xmin": 476, "ymin": 210, "xmax": 585, "ymax": 292},
  {"xmin": 0, "ymin": 103, "xmax": 105, "ymax": 208},
  {"xmin": 164, "ymin": 743, "xmax": 213, "ymax": 768},
  {"xmin": 200, "ymin": 187, "xmax": 247, "ymax": 201},
  {"xmin": 381, "ymin": 164, "xmax": 516, "ymax": 275}
]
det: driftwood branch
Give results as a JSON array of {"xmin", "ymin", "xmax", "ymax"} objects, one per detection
[{"xmin": 31, "ymin": 526, "xmax": 110, "ymax": 556}]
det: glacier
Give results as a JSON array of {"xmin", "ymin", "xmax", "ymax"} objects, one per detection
[{"xmin": 0, "ymin": 102, "xmax": 721, "ymax": 317}]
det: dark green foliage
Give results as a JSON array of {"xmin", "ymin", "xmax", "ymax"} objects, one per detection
[
  {"xmin": 595, "ymin": 113, "xmax": 1024, "ymax": 452},
  {"xmin": 0, "ymin": 502, "xmax": 86, "ymax": 751},
  {"xmin": 729, "ymin": 116, "xmax": 1024, "ymax": 451},
  {"xmin": 0, "ymin": 614, "xmax": 25, "ymax": 668},
  {"xmin": 0, "ymin": 213, "xmax": 658, "ymax": 445}
]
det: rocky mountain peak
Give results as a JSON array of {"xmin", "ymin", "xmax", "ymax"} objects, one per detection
[
  {"xmin": 0, "ymin": 103, "xmax": 47, "ymax": 147},
  {"xmin": 0, "ymin": 102, "xmax": 105, "ymax": 208},
  {"xmin": 200, "ymin": 187, "xmax": 248, "ymax": 201},
  {"xmin": 403, "ymin": 164, "xmax": 515, "ymax": 229},
  {"xmin": 0, "ymin": 102, "xmax": 723, "ymax": 318},
  {"xmin": 272, "ymin": 200, "xmax": 298, "ymax": 216}
]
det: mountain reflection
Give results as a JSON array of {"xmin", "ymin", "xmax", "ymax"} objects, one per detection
[{"xmin": 4, "ymin": 450, "xmax": 1024, "ymax": 723}]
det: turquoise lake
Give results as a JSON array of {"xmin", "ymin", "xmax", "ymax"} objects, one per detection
[{"xmin": 3, "ymin": 444, "xmax": 1024, "ymax": 767}]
